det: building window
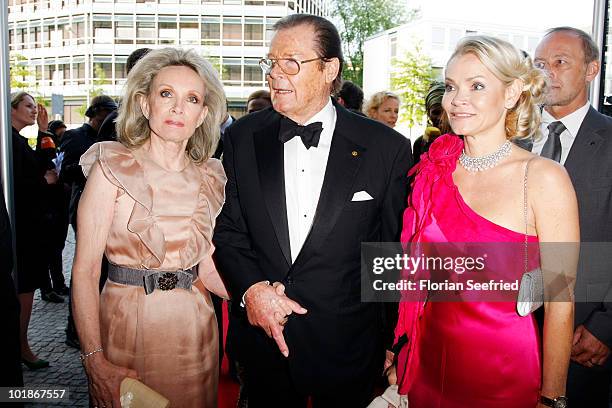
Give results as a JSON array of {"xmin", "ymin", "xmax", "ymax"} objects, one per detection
[
  {"xmin": 179, "ymin": 21, "xmax": 199, "ymax": 45},
  {"xmin": 244, "ymin": 17, "xmax": 263, "ymax": 46},
  {"xmin": 94, "ymin": 62, "xmax": 112, "ymax": 84},
  {"xmin": 115, "ymin": 17, "xmax": 134, "ymax": 44},
  {"xmin": 222, "ymin": 58, "xmax": 242, "ymax": 84},
  {"xmin": 244, "ymin": 58, "xmax": 263, "ymax": 86},
  {"xmin": 159, "ymin": 17, "xmax": 178, "ymax": 44},
  {"xmin": 42, "ymin": 20, "xmax": 54, "ymax": 47},
  {"xmin": 223, "ymin": 18, "xmax": 242, "ymax": 46},
  {"xmin": 35, "ymin": 64, "xmax": 43, "ymax": 81},
  {"xmin": 94, "ymin": 21, "xmax": 112, "ymax": 44},
  {"xmin": 59, "ymin": 63, "xmax": 70, "ymax": 85},
  {"xmin": 431, "ymin": 27, "xmax": 445, "ymax": 50},
  {"xmin": 136, "ymin": 19, "xmax": 156, "ymax": 44},
  {"xmin": 115, "ymin": 62, "xmax": 127, "ymax": 80},
  {"xmin": 30, "ymin": 26, "xmax": 41, "ymax": 48},
  {"xmin": 202, "ymin": 17, "xmax": 220, "ymax": 45},
  {"xmin": 73, "ymin": 20, "xmax": 86, "ymax": 45},
  {"xmin": 389, "ymin": 34, "xmax": 397, "ymax": 58},
  {"xmin": 74, "ymin": 61, "xmax": 85, "ymax": 84}
]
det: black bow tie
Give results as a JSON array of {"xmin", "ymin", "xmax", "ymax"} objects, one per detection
[{"xmin": 278, "ymin": 116, "xmax": 323, "ymax": 149}]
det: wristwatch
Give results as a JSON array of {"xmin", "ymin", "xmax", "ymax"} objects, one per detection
[{"xmin": 540, "ymin": 395, "xmax": 568, "ymax": 408}]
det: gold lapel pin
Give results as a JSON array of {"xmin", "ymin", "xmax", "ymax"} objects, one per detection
[{"xmin": 351, "ymin": 151, "xmax": 358, "ymax": 157}]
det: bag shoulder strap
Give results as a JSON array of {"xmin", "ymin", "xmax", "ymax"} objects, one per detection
[{"xmin": 523, "ymin": 157, "xmax": 537, "ymax": 273}]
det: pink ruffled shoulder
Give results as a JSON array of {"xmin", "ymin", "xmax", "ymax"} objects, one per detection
[
  {"xmin": 401, "ymin": 134, "xmax": 463, "ymax": 244},
  {"xmin": 79, "ymin": 141, "xmax": 166, "ymax": 269},
  {"xmin": 178, "ymin": 158, "xmax": 227, "ymax": 269}
]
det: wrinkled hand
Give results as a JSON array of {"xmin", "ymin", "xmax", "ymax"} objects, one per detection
[
  {"xmin": 37, "ymin": 104, "xmax": 48, "ymax": 132},
  {"xmin": 244, "ymin": 281, "xmax": 307, "ymax": 357},
  {"xmin": 571, "ymin": 325, "xmax": 610, "ymax": 367},
  {"xmin": 83, "ymin": 354, "xmax": 138, "ymax": 408},
  {"xmin": 383, "ymin": 350, "xmax": 397, "ymax": 385},
  {"xmin": 44, "ymin": 169, "xmax": 58, "ymax": 185}
]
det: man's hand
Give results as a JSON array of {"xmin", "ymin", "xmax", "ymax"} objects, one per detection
[
  {"xmin": 244, "ymin": 281, "xmax": 307, "ymax": 357},
  {"xmin": 37, "ymin": 104, "xmax": 48, "ymax": 132},
  {"xmin": 571, "ymin": 324, "xmax": 610, "ymax": 367}
]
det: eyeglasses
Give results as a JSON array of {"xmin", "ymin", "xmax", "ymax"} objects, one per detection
[{"xmin": 259, "ymin": 57, "xmax": 327, "ymax": 76}]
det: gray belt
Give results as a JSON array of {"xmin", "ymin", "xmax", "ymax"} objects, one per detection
[{"xmin": 107, "ymin": 263, "xmax": 196, "ymax": 295}]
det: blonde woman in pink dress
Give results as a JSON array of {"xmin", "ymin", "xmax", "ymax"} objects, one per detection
[
  {"xmin": 72, "ymin": 48, "xmax": 228, "ymax": 408},
  {"xmin": 391, "ymin": 36, "xmax": 578, "ymax": 407}
]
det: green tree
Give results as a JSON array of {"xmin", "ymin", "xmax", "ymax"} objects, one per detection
[
  {"xmin": 391, "ymin": 43, "xmax": 435, "ymax": 130},
  {"xmin": 10, "ymin": 54, "xmax": 32, "ymax": 90},
  {"xmin": 77, "ymin": 64, "xmax": 107, "ymax": 118},
  {"xmin": 333, "ymin": 0, "xmax": 413, "ymax": 86}
]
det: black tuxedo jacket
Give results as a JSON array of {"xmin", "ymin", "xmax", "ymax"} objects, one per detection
[{"xmin": 213, "ymin": 102, "xmax": 412, "ymax": 392}]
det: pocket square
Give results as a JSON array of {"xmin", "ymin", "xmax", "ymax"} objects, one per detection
[{"xmin": 351, "ymin": 191, "xmax": 374, "ymax": 201}]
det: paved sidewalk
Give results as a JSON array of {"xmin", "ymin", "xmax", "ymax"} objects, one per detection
[{"xmin": 23, "ymin": 229, "xmax": 89, "ymax": 407}]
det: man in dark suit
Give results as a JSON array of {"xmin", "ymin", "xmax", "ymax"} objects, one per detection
[
  {"xmin": 59, "ymin": 94, "xmax": 117, "ymax": 348},
  {"xmin": 59, "ymin": 94, "xmax": 117, "ymax": 230},
  {"xmin": 533, "ymin": 27, "xmax": 612, "ymax": 407},
  {"xmin": 213, "ymin": 14, "xmax": 412, "ymax": 407}
]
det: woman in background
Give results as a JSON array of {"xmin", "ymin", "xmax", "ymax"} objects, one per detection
[
  {"xmin": 11, "ymin": 91, "xmax": 58, "ymax": 369},
  {"xmin": 365, "ymin": 91, "xmax": 400, "ymax": 128}
]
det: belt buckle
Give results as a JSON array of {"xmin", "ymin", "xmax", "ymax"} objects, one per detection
[{"xmin": 157, "ymin": 272, "xmax": 179, "ymax": 291}]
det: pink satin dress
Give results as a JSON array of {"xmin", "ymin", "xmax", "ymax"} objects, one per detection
[
  {"xmin": 80, "ymin": 141, "xmax": 226, "ymax": 408},
  {"xmin": 394, "ymin": 134, "xmax": 541, "ymax": 408}
]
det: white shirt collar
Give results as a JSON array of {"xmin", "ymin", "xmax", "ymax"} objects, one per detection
[
  {"xmin": 220, "ymin": 115, "xmax": 234, "ymax": 134},
  {"xmin": 303, "ymin": 97, "xmax": 335, "ymax": 126},
  {"xmin": 301, "ymin": 97, "xmax": 336, "ymax": 148},
  {"xmin": 541, "ymin": 101, "xmax": 591, "ymax": 138}
]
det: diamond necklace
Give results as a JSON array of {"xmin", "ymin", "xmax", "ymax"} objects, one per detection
[{"xmin": 459, "ymin": 140, "xmax": 512, "ymax": 172}]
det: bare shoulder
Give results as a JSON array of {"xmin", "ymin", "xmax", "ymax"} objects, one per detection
[{"xmin": 526, "ymin": 156, "xmax": 575, "ymax": 198}]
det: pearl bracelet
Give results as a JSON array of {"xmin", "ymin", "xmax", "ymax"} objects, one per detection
[{"xmin": 79, "ymin": 347, "xmax": 103, "ymax": 361}]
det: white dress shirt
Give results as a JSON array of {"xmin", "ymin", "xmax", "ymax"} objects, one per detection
[
  {"xmin": 533, "ymin": 101, "xmax": 590, "ymax": 165},
  {"xmin": 284, "ymin": 98, "xmax": 337, "ymax": 262}
]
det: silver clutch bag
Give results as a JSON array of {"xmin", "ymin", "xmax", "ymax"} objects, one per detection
[
  {"xmin": 516, "ymin": 159, "xmax": 544, "ymax": 317},
  {"xmin": 517, "ymin": 267, "xmax": 544, "ymax": 317}
]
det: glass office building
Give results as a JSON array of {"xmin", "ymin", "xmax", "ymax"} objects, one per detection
[{"xmin": 8, "ymin": 0, "xmax": 329, "ymax": 123}]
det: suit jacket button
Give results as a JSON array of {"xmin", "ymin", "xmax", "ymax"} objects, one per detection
[{"xmin": 285, "ymin": 277, "xmax": 294, "ymax": 285}]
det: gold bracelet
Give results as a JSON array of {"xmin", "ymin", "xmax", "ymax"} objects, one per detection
[{"xmin": 79, "ymin": 347, "xmax": 103, "ymax": 361}]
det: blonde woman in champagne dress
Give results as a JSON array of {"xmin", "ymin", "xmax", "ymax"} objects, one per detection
[{"xmin": 72, "ymin": 48, "xmax": 228, "ymax": 408}]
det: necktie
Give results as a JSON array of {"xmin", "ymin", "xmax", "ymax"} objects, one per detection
[
  {"xmin": 278, "ymin": 116, "xmax": 323, "ymax": 149},
  {"xmin": 540, "ymin": 121, "xmax": 566, "ymax": 162}
]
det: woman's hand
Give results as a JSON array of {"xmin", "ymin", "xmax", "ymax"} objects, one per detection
[
  {"xmin": 83, "ymin": 354, "xmax": 138, "ymax": 408},
  {"xmin": 37, "ymin": 104, "xmax": 48, "ymax": 132}
]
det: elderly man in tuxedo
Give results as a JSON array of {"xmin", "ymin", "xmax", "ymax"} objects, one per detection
[
  {"xmin": 213, "ymin": 13, "xmax": 412, "ymax": 408},
  {"xmin": 532, "ymin": 27, "xmax": 612, "ymax": 407}
]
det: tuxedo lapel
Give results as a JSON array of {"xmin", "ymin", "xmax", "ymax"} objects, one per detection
[
  {"xmin": 564, "ymin": 107, "xmax": 604, "ymax": 178},
  {"xmin": 253, "ymin": 118, "xmax": 292, "ymax": 267},
  {"xmin": 292, "ymin": 107, "xmax": 366, "ymax": 269}
]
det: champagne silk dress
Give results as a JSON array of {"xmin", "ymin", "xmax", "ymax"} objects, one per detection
[
  {"xmin": 394, "ymin": 134, "xmax": 541, "ymax": 408},
  {"xmin": 80, "ymin": 141, "xmax": 226, "ymax": 407}
]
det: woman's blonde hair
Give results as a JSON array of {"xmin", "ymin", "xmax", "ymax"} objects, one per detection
[
  {"xmin": 448, "ymin": 35, "xmax": 546, "ymax": 140},
  {"xmin": 11, "ymin": 91, "xmax": 34, "ymax": 109},
  {"xmin": 116, "ymin": 48, "xmax": 226, "ymax": 163},
  {"xmin": 365, "ymin": 91, "xmax": 400, "ymax": 119}
]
